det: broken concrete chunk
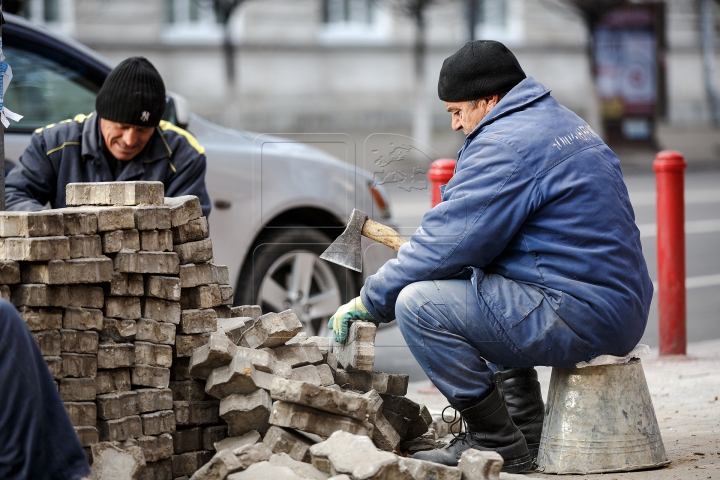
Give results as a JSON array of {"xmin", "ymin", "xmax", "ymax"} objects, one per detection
[
  {"xmin": 240, "ymin": 310, "xmax": 302, "ymax": 349},
  {"xmin": 134, "ymin": 205, "xmax": 172, "ymax": 231},
  {"xmin": 214, "ymin": 430, "xmax": 260, "ymax": 453},
  {"xmin": 205, "ymin": 356, "xmax": 260, "ymax": 399},
  {"xmin": 220, "ymin": 389, "xmax": 273, "ymax": 436},
  {"xmin": 172, "ymin": 216, "xmax": 209, "ymax": 245},
  {"xmin": 270, "ymin": 377, "xmax": 371, "ymax": 422},
  {"xmin": 102, "ymin": 229, "xmax": 140, "ymax": 253},
  {"xmin": 457, "ymin": 449, "xmax": 504, "ymax": 480},
  {"xmin": 263, "ymin": 426, "xmax": 315, "ymax": 463},
  {"xmin": 136, "ymin": 318, "xmax": 176, "ymax": 345},
  {"xmin": 145, "ymin": 275, "xmax": 182, "ymax": 301},
  {"xmin": 333, "ymin": 321, "xmax": 376, "ymax": 372},
  {"xmin": 173, "ymin": 401, "xmax": 220, "ymax": 426},
  {"xmin": 96, "ymin": 391, "xmax": 139, "ymax": 420},
  {"xmin": 181, "ymin": 308, "xmax": 218, "ymax": 334},
  {"xmin": 21, "ymin": 258, "xmax": 113, "ymax": 284},
  {"xmin": 270, "ymin": 401, "xmax": 372, "ymax": 439},
  {"xmin": 67, "ymin": 181, "xmax": 164, "ymax": 207},
  {"xmin": 165, "ymin": 195, "xmax": 203, "ymax": 227},
  {"xmin": 105, "ymin": 296, "xmax": 142, "ymax": 320},
  {"xmin": 142, "ymin": 297, "xmax": 181, "ymax": 324},
  {"xmin": 88, "ymin": 442, "xmax": 146, "ymax": 480},
  {"xmin": 309, "ymin": 431, "xmax": 406, "ymax": 479},
  {"xmin": 98, "ymin": 343, "xmax": 135, "ymax": 369},
  {"xmin": 189, "ymin": 333, "xmax": 237, "ymax": 379},
  {"xmin": 68, "ymin": 234, "xmax": 103, "ymax": 258},
  {"xmin": 0, "ymin": 211, "xmax": 64, "ymax": 238},
  {"xmin": 114, "ymin": 251, "xmax": 180, "ymax": 275}
]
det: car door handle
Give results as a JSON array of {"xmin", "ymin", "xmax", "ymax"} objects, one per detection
[{"xmin": 214, "ymin": 199, "xmax": 232, "ymax": 210}]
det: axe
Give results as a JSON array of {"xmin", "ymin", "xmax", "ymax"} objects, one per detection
[{"xmin": 320, "ymin": 209, "xmax": 407, "ymax": 272}]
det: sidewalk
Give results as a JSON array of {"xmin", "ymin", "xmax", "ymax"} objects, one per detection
[{"xmin": 405, "ymin": 339, "xmax": 720, "ymax": 479}]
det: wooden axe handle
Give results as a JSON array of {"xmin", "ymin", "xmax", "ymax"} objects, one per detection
[{"xmin": 362, "ymin": 219, "xmax": 407, "ymax": 251}]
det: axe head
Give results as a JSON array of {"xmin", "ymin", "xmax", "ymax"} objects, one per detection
[{"xmin": 320, "ymin": 209, "xmax": 368, "ymax": 272}]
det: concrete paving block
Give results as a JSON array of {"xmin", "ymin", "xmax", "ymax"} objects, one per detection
[
  {"xmin": 405, "ymin": 412, "xmax": 430, "ymax": 441},
  {"xmin": 173, "ymin": 401, "xmax": 220, "ymax": 426},
  {"xmin": 400, "ymin": 431, "xmax": 438, "ymax": 455},
  {"xmin": 0, "ymin": 210, "xmax": 64, "ymax": 237},
  {"xmin": 165, "ymin": 195, "xmax": 203, "ymax": 227},
  {"xmin": 180, "ymin": 308, "xmax": 217, "ymax": 334},
  {"xmin": 62, "ymin": 307, "xmax": 103, "ymax": 331},
  {"xmin": 142, "ymin": 297, "xmax": 181, "ymax": 324},
  {"xmin": 44, "ymin": 355, "xmax": 63, "ymax": 378},
  {"xmin": 101, "ymin": 318, "xmax": 137, "ymax": 343},
  {"xmin": 382, "ymin": 410, "xmax": 410, "ymax": 440},
  {"xmin": 397, "ymin": 457, "xmax": 462, "ymax": 480},
  {"xmin": 139, "ymin": 459, "xmax": 172, "ymax": 480},
  {"xmin": 181, "ymin": 284, "xmax": 226, "ymax": 310},
  {"xmin": 0, "ymin": 260, "xmax": 20, "ymax": 284},
  {"xmin": 172, "ymin": 450, "xmax": 214, "ymax": 477},
  {"xmin": 145, "ymin": 275, "xmax": 181, "ymax": 301},
  {"xmin": 237, "ymin": 346, "xmax": 291, "ymax": 377},
  {"xmin": 170, "ymin": 381, "xmax": 208, "ymax": 401},
  {"xmin": 179, "ymin": 263, "xmax": 212, "ymax": 289},
  {"xmin": 64, "ymin": 401, "xmax": 97, "ymax": 426},
  {"xmin": 105, "ymin": 296, "xmax": 142, "ymax": 320},
  {"xmin": 232, "ymin": 305, "xmax": 262, "ymax": 321},
  {"xmin": 172, "ymin": 427, "xmax": 203, "ymax": 454},
  {"xmin": 315, "ymin": 363, "xmax": 334, "ymax": 386},
  {"xmin": 220, "ymin": 389, "xmax": 273, "ymax": 436},
  {"xmin": 67, "ymin": 181, "xmax": 164, "ymax": 207},
  {"xmin": 135, "ymin": 341, "xmax": 173, "ymax": 367},
  {"xmin": 273, "ymin": 344, "xmax": 324, "ymax": 368},
  {"xmin": 142, "ymin": 410, "xmax": 176, "ymax": 435},
  {"xmin": 263, "ymin": 426, "xmax": 314, "ymax": 462},
  {"xmin": 380, "ymin": 395, "xmax": 421, "ymax": 423},
  {"xmin": 133, "ymin": 365, "xmax": 171, "ymax": 388},
  {"xmin": 371, "ymin": 412, "xmax": 402, "ymax": 453},
  {"xmin": 174, "ymin": 238, "xmax": 213, "ymax": 265},
  {"xmin": 285, "ymin": 332, "xmax": 308, "ymax": 346},
  {"xmin": 68, "ymin": 234, "xmax": 103, "ymax": 258},
  {"xmin": 309, "ymin": 431, "xmax": 407, "ymax": 479},
  {"xmin": 189, "ymin": 448, "xmax": 244, "ymax": 480},
  {"xmin": 60, "ymin": 329, "xmax": 98, "ymax": 354},
  {"xmin": 19, "ymin": 306, "xmax": 62, "ymax": 331},
  {"xmin": 171, "ymin": 356, "xmax": 194, "ymax": 381},
  {"xmin": 67, "ymin": 285, "xmax": 105, "ymax": 308},
  {"xmin": 325, "ymin": 351, "xmax": 338, "ymax": 372},
  {"xmin": 217, "ymin": 317, "xmax": 252, "ymax": 345},
  {"xmin": 290, "ymin": 365, "xmax": 323, "ymax": 386},
  {"xmin": 214, "ymin": 430, "xmax": 260, "ymax": 452},
  {"xmin": 134, "ymin": 205, "xmax": 172, "ymax": 231},
  {"xmin": 210, "ymin": 263, "xmax": 229, "ymax": 285},
  {"xmin": 96, "ymin": 368, "xmax": 132, "ymax": 395},
  {"xmin": 419, "ymin": 404, "xmax": 433, "ymax": 427},
  {"xmin": 0, "ymin": 285, "xmax": 9, "ymax": 301},
  {"xmin": 333, "ymin": 321, "xmax": 376, "ymax": 372},
  {"xmin": 219, "ymin": 285, "xmax": 234, "ymax": 305},
  {"xmin": 12, "ymin": 284, "xmax": 69, "ymax": 308},
  {"xmin": 172, "ymin": 216, "xmax": 209, "ymax": 245},
  {"xmin": 98, "ymin": 415, "xmax": 143, "ymax": 442},
  {"xmin": 61, "ymin": 210, "xmax": 98, "ymax": 236},
  {"xmin": 139, "ymin": 230, "xmax": 159, "ymax": 251},
  {"xmin": 88, "ymin": 442, "xmax": 145, "ymax": 480},
  {"xmin": 305, "ymin": 336, "xmax": 330, "ymax": 353},
  {"xmin": 114, "ymin": 251, "xmax": 180, "ymax": 275},
  {"xmin": 334, "ymin": 370, "xmax": 409, "ymax": 396},
  {"xmin": 202, "ymin": 425, "xmax": 228, "ymax": 451},
  {"xmin": 97, "ymin": 391, "xmax": 140, "ymax": 420},
  {"xmin": 269, "ymin": 377, "xmax": 372, "ymax": 422},
  {"xmin": 33, "ymin": 329, "xmax": 61, "ymax": 356},
  {"xmin": 270, "ymin": 401, "xmax": 372, "ymax": 439},
  {"xmin": 102, "ymin": 229, "xmax": 140, "ymax": 253},
  {"xmin": 135, "ymin": 387, "xmax": 174, "ymax": 413},
  {"xmin": 175, "ymin": 333, "xmax": 212, "ymax": 357},
  {"xmin": 98, "ymin": 343, "xmax": 135, "ymax": 369},
  {"xmin": 136, "ymin": 318, "xmax": 176, "ymax": 345},
  {"xmin": 109, "ymin": 272, "xmax": 144, "ymax": 296},
  {"xmin": 137, "ymin": 433, "xmax": 174, "ymax": 462},
  {"xmin": 61, "ymin": 352, "xmax": 97, "ymax": 378},
  {"xmin": 67, "ymin": 206, "xmax": 135, "ymax": 232},
  {"xmin": 4, "ymin": 236, "xmax": 70, "ymax": 261},
  {"xmin": 240, "ymin": 310, "xmax": 303, "ymax": 349},
  {"xmin": 22, "ymin": 258, "xmax": 113, "ymax": 284},
  {"xmin": 457, "ymin": 449, "xmax": 503, "ymax": 480},
  {"xmin": 75, "ymin": 426, "xmax": 100, "ymax": 447},
  {"xmin": 189, "ymin": 333, "xmax": 237, "ymax": 378},
  {"xmin": 157, "ymin": 229, "xmax": 173, "ymax": 252},
  {"xmin": 205, "ymin": 356, "xmax": 260, "ymax": 399}
]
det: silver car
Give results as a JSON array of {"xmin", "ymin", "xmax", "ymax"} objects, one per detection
[{"xmin": 3, "ymin": 13, "xmax": 396, "ymax": 335}]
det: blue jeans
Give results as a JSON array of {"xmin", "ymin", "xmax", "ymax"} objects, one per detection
[
  {"xmin": 0, "ymin": 300, "xmax": 90, "ymax": 480},
  {"xmin": 395, "ymin": 279, "xmax": 536, "ymax": 409}
]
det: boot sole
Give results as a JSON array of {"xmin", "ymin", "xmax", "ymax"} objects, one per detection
[{"xmin": 502, "ymin": 454, "xmax": 534, "ymax": 474}]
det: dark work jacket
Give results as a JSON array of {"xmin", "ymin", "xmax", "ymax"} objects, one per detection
[
  {"xmin": 361, "ymin": 77, "xmax": 653, "ymax": 367},
  {"xmin": 5, "ymin": 112, "xmax": 211, "ymax": 217}
]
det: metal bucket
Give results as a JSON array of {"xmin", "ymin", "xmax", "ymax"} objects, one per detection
[{"xmin": 537, "ymin": 359, "xmax": 669, "ymax": 474}]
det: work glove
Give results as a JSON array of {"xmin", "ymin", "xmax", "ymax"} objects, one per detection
[{"xmin": 328, "ymin": 296, "xmax": 376, "ymax": 344}]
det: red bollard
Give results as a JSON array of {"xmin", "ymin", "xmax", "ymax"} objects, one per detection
[
  {"xmin": 428, "ymin": 159, "xmax": 457, "ymax": 208},
  {"xmin": 653, "ymin": 151, "xmax": 687, "ymax": 356}
]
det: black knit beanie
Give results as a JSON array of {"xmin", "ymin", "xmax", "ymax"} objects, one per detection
[
  {"xmin": 438, "ymin": 40, "xmax": 526, "ymax": 102},
  {"xmin": 96, "ymin": 57, "xmax": 166, "ymax": 127}
]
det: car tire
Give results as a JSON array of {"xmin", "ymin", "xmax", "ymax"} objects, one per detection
[{"xmin": 234, "ymin": 227, "xmax": 356, "ymax": 336}]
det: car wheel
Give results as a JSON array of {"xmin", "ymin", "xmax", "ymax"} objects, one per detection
[{"xmin": 235, "ymin": 227, "xmax": 356, "ymax": 336}]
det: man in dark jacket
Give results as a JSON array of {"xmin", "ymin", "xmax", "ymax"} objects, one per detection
[
  {"xmin": 5, "ymin": 57, "xmax": 211, "ymax": 217},
  {"xmin": 329, "ymin": 41, "xmax": 653, "ymax": 472}
]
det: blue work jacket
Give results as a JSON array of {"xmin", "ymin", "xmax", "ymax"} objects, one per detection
[
  {"xmin": 361, "ymin": 77, "xmax": 653, "ymax": 367},
  {"xmin": 5, "ymin": 112, "xmax": 211, "ymax": 217}
]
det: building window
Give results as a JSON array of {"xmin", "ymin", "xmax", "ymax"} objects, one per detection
[
  {"xmin": 471, "ymin": 0, "xmax": 523, "ymax": 43},
  {"xmin": 163, "ymin": 0, "xmax": 223, "ymax": 44},
  {"xmin": 19, "ymin": 0, "xmax": 75, "ymax": 35},
  {"xmin": 320, "ymin": 0, "xmax": 390, "ymax": 44},
  {"xmin": 324, "ymin": 0, "xmax": 374, "ymax": 25}
]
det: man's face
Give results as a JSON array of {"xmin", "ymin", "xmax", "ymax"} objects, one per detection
[
  {"xmin": 444, "ymin": 96, "xmax": 500, "ymax": 135},
  {"xmin": 100, "ymin": 118, "xmax": 155, "ymax": 161}
]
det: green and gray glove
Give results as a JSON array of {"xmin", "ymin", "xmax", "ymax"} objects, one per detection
[{"xmin": 328, "ymin": 296, "xmax": 377, "ymax": 343}]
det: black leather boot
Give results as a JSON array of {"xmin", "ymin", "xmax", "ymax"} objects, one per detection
[
  {"xmin": 412, "ymin": 386, "xmax": 532, "ymax": 473},
  {"xmin": 495, "ymin": 367, "xmax": 545, "ymax": 461}
]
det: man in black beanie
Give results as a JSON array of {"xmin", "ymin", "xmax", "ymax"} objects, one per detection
[
  {"xmin": 5, "ymin": 56, "xmax": 211, "ymax": 217},
  {"xmin": 330, "ymin": 40, "xmax": 652, "ymax": 471}
]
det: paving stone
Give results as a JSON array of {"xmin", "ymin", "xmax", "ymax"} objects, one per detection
[
  {"xmin": 228, "ymin": 443, "xmax": 272, "ymax": 470},
  {"xmin": 172, "ymin": 450, "xmax": 214, "ymax": 477},
  {"xmin": 98, "ymin": 343, "xmax": 135, "ymax": 369},
  {"xmin": 67, "ymin": 181, "xmax": 164, "ymax": 207},
  {"xmin": 97, "ymin": 391, "xmax": 140, "ymax": 420},
  {"xmin": 75, "ymin": 426, "xmax": 100, "ymax": 447},
  {"xmin": 69, "ymin": 206, "xmax": 136, "ymax": 232},
  {"xmin": 240, "ymin": 310, "xmax": 302, "ymax": 349},
  {"xmin": 4, "ymin": 236, "xmax": 71, "ymax": 261},
  {"xmin": 316, "ymin": 364, "xmax": 335, "ymax": 386},
  {"xmin": 189, "ymin": 333, "xmax": 237, "ymax": 379},
  {"xmin": 68, "ymin": 234, "xmax": 103, "ymax": 258},
  {"xmin": 237, "ymin": 347, "xmax": 291, "ymax": 377},
  {"xmin": 214, "ymin": 430, "xmax": 260, "ymax": 452},
  {"xmin": 12, "ymin": 284, "xmax": 69, "ymax": 307},
  {"xmin": 272, "ymin": 344, "xmax": 324, "ymax": 368},
  {"xmin": 88, "ymin": 442, "xmax": 146, "ymax": 480},
  {"xmin": 400, "ymin": 430, "xmax": 439, "ymax": 455},
  {"xmin": 98, "ymin": 415, "xmax": 143, "ymax": 442},
  {"xmin": 0, "ymin": 285, "xmax": 10, "ymax": 301},
  {"xmin": 172, "ymin": 216, "xmax": 209, "ymax": 244},
  {"xmin": 309, "ymin": 431, "xmax": 406, "ymax": 479},
  {"xmin": 269, "ymin": 453, "xmax": 329, "ymax": 480},
  {"xmin": 205, "ymin": 356, "xmax": 260, "ymax": 399},
  {"xmin": 457, "ymin": 449, "xmax": 504, "ymax": 480},
  {"xmin": 59, "ymin": 377, "xmax": 96, "ymax": 401},
  {"xmin": 21, "ymin": 258, "xmax": 113, "ymax": 284},
  {"xmin": 405, "ymin": 411, "xmax": 430, "ymax": 441},
  {"xmin": 170, "ymin": 381, "xmax": 208, "ymax": 401},
  {"xmin": 142, "ymin": 297, "xmax": 181, "ymax": 324},
  {"xmin": 67, "ymin": 285, "xmax": 105, "ymax": 308},
  {"xmin": 137, "ymin": 433, "xmax": 174, "ymax": 462},
  {"xmin": 45, "ymin": 355, "xmax": 63, "ymax": 378},
  {"xmin": 290, "ymin": 365, "xmax": 323, "ymax": 386},
  {"xmin": 285, "ymin": 332, "xmax": 308, "ymax": 346},
  {"xmin": 382, "ymin": 410, "xmax": 410, "ymax": 440},
  {"xmin": 134, "ymin": 205, "xmax": 172, "ymax": 230},
  {"xmin": 419, "ymin": 404, "xmax": 433, "ymax": 427},
  {"xmin": 96, "ymin": 368, "xmax": 132, "ymax": 394},
  {"xmin": 61, "ymin": 210, "xmax": 98, "ymax": 235},
  {"xmin": 135, "ymin": 387, "xmax": 174, "ymax": 413},
  {"xmin": 158, "ymin": 229, "xmax": 173, "ymax": 252},
  {"xmin": 142, "ymin": 410, "xmax": 176, "ymax": 435},
  {"xmin": 65, "ymin": 401, "xmax": 97, "ymax": 427},
  {"xmin": 173, "ymin": 427, "xmax": 203, "ymax": 454},
  {"xmin": 105, "ymin": 296, "xmax": 142, "ymax": 320},
  {"xmin": 190, "ymin": 448, "xmax": 244, "ymax": 480},
  {"xmin": 100, "ymin": 318, "xmax": 137, "ymax": 343},
  {"xmin": 270, "ymin": 401, "xmax": 372, "ymax": 439},
  {"xmin": 62, "ymin": 307, "xmax": 103, "ymax": 332},
  {"xmin": 165, "ymin": 195, "xmax": 203, "ymax": 227},
  {"xmin": 334, "ymin": 370, "xmax": 409, "ymax": 396},
  {"xmin": 174, "ymin": 401, "xmax": 220, "ymax": 426},
  {"xmin": 270, "ymin": 377, "xmax": 372, "ymax": 422},
  {"xmin": 138, "ymin": 458, "xmax": 173, "ymax": 480},
  {"xmin": 397, "ymin": 457, "xmax": 462, "ymax": 480},
  {"xmin": 109, "ymin": 272, "xmax": 144, "ymax": 296},
  {"xmin": 214, "ymin": 305, "xmax": 233, "ymax": 318},
  {"xmin": 380, "ymin": 395, "xmax": 421, "ymax": 422},
  {"xmin": 181, "ymin": 284, "xmax": 224, "ymax": 309},
  {"xmin": 0, "ymin": 260, "xmax": 20, "ymax": 283},
  {"xmin": 217, "ymin": 317, "xmax": 253, "ymax": 345},
  {"xmin": 202, "ymin": 425, "xmax": 228, "ymax": 451},
  {"xmin": 61, "ymin": 352, "xmax": 97, "ymax": 378},
  {"xmin": 219, "ymin": 389, "xmax": 273, "ymax": 436},
  {"xmin": 305, "ymin": 336, "xmax": 330, "ymax": 353},
  {"xmin": 139, "ymin": 230, "xmax": 161, "ymax": 251},
  {"xmin": 0, "ymin": 210, "xmax": 64, "ymax": 237},
  {"xmin": 210, "ymin": 264, "xmax": 229, "ymax": 285},
  {"xmin": 175, "ymin": 333, "xmax": 211, "ymax": 357},
  {"xmin": 171, "ymin": 357, "xmax": 193, "ymax": 381},
  {"xmin": 371, "ymin": 411, "xmax": 402, "ymax": 453},
  {"xmin": 180, "ymin": 308, "xmax": 217, "ymax": 334},
  {"xmin": 232, "ymin": 305, "xmax": 262, "ymax": 321},
  {"xmin": 114, "ymin": 251, "xmax": 180, "ymax": 275},
  {"xmin": 333, "ymin": 321, "xmax": 375, "ymax": 372},
  {"xmin": 179, "ymin": 263, "xmax": 212, "ymax": 289},
  {"xmin": 102, "ymin": 229, "xmax": 140, "ymax": 253},
  {"xmin": 174, "ymin": 238, "xmax": 213, "ymax": 265},
  {"xmin": 263, "ymin": 426, "xmax": 314, "ymax": 462},
  {"xmin": 253, "ymin": 370, "xmax": 282, "ymax": 391},
  {"xmin": 135, "ymin": 341, "xmax": 173, "ymax": 367},
  {"xmin": 19, "ymin": 306, "xmax": 62, "ymax": 330},
  {"xmin": 219, "ymin": 285, "xmax": 234, "ymax": 305},
  {"xmin": 33, "ymin": 329, "xmax": 61, "ymax": 356},
  {"xmin": 133, "ymin": 365, "xmax": 171, "ymax": 388},
  {"xmin": 136, "ymin": 318, "xmax": 176, "ymax": 345},
  {"xmin": 144, "ymin": 275, "xmax": 181, "ymax": 302}
]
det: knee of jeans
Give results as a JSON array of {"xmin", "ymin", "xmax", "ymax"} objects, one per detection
[{"xmin": 395, "ymin": 283, "xmax": 429, "ymax": 327}]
